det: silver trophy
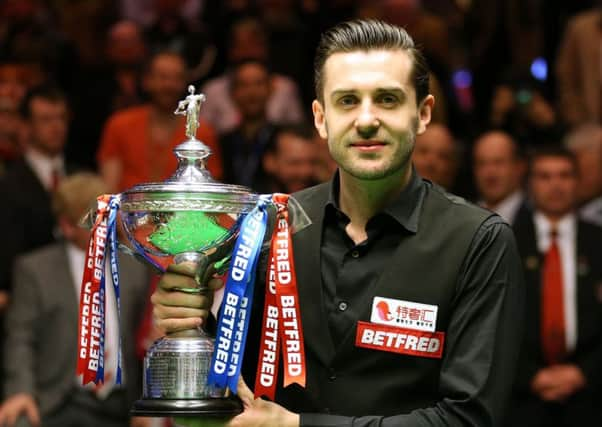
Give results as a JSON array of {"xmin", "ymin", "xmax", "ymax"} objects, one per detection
[{"xmin": 121, "ymin": 86, "xmax": 257, "ymax": 418}]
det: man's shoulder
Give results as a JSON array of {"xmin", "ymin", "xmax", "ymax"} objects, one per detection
[
  {"xmin": 292, "ymin": 182, "xmax": 330, "ymax": 206},
  {"xmin": 16, "ymin": 242, "xmax": 65, "ymax": 269},
  {"xmin": 426, "ymin": 183, "xmax": 497, "ymax": 226},
  {"xmin": 105, "ymin": 105, "xmax": 149, "ymax": 129}
]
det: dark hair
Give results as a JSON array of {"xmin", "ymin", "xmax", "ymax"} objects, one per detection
[
  {"xmin": 265, "ymin": 123, "xmax": 315, "ymax": 154},
  {"xmin": 19, "ymin": 84, "xmax": 67, "ymax": 119},
  {"xmin": 314, "ymin": 19, "xmax": 430, "ymax": 105},
  {"xmin": 528, "ymin": 145, "xmax": 578, "ymax": 176},
  {"xmin": 228, "ymin": 58, "xmax": 272, "ymax": 88}
]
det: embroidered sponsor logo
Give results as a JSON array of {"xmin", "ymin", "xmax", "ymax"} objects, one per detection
[
  {"xmin": 371, "ymin": 296, "xmax": 437, "ymax": 332},
  {"xmin": 355, "ymin": 321, "xmax": 445, "ymax": 359}
]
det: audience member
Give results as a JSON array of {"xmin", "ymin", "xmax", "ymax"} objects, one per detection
[
  {"xmin": 257, "ymin": 124, "xmax": 317, "ymax": 194},
  {"xmin": 0, "ymin": 172, "xmax": 150, "ymax": 427},
  {"xmin": 220, "ymin": 59, "xmax": 276, "ymax": 188},
  {"xmin": 97, "ymin": 50, "xmax": 222, "ymax": 192},
  {"xmin": 144, "ymin": 0, "xmax": 216, "ymax": 82},
  {"xmin": 564, "ymin": 124, "xmax": 602, "ymax": 227},
  {"xmin": 473, "ymin": 130, "xmax": 529, "ymax": 224},
  {"xmin": 555, "ymin": 9, "xmax": 602, "ymax": 128},
  {"xmin": 199, "ymin": 17, "xmax": 304, "ymax": 135},
  {"xmin": 67, "ymin": 20, "xmax": 148, "ymax": 169},
  {"xmin": 412, "ymin": 123, "xmax": 458, "ymax": 190},
  {"xmin": 507, "ymin": 146, "xmax": 602, "ymax": 427},
  {"xmin": 0, "ymin": 85, "xmax": 73, "ymax": 308}
]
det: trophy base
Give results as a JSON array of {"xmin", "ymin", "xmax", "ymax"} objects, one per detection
[{"xmin": 130, "ymin": 397, "xmax": 243, "ymax": 418}]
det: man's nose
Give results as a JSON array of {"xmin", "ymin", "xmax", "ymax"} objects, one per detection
[{"xmin": 355, "ymin": 101, "xmax": 380, "ymax": 138}]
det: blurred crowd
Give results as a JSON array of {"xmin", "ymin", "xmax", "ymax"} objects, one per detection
[{"xmin": 0, "ymin": 0, "xmax": 600, "ymax": 426}]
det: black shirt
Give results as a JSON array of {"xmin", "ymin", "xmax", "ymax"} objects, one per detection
[
  {"xmin": 298, "ymin": 171, "xmax": 525, "ymax": 427},
  {"xmin": 322, "ymin": 171, "xmax": 424, "ymax": 346}
]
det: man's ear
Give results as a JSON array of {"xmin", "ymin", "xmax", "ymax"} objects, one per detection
[
  {"xmin": 57, "ymin": 216, "xmax": 75, "ymax": 240},
  {"xmin": 416, "ymin": 95, "xmax": 435, "ymax": 135},
  {"xmin": 312, "ymin": 100, "xmax": 328, "ymax": 139}
]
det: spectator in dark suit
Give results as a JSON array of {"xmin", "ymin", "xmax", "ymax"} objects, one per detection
[
  {"xmin": 507, "ymin": 146, "xmax": 602, "ymax": 427},
  {"xmin": 0, "ymin": 84, "xmax": 72, "ymax": 312}
]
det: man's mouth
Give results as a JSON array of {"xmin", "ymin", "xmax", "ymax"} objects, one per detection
[{"xmin": 350, "ymin": 140, "xmax": 387, "ymax": 151}]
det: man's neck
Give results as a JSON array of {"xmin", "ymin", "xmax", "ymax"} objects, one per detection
[
  {"xmin": 338, "ymin": 165, "xmax": 412, "ymax": 243},
  {"xmin": 150, "ymin": 104, "xmax": 177, "ymax": 123}
]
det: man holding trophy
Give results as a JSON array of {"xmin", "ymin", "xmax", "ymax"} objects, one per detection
[{"xmin": 148, "ymin": 19, "xmax": 525, "ymax": 427}]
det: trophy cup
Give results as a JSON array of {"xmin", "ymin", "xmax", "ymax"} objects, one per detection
[{"xmin": 120, "ymin": 86, "xmax": 258, "ymax": 418}]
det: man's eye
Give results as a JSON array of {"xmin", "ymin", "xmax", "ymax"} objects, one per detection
[
  {"xmin": 338, "ymin": 96, "xmax": 358, "ymax": 107},
  {"xmin": 377, "ymin": 94, "xmax": 399, "ymax": 106}
]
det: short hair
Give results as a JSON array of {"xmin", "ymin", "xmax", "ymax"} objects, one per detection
[
  {"xmin": 314, "ymin": 19, "xmax": 430, "ymax": 105},
  {"xmin": 19, "ymin": 84, "xmax": 66, "ymax": 119},
  {"xmin": 229, "ymin": 58, "xmax": 271, "ymax": 86},
  {"xmin": 528, "ymin": 145, "xmax": 578, "ymax": 176},
  {"xmin": 52, "ymin": 172, "xmax": 109, "ymax": 224},
  {"xmin": 265, "ymin": 123, "xmax": 315, "ymax": 154}
]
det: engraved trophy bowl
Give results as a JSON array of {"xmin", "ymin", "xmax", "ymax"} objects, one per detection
[{"xmin": 122, "ymin": 86, "xmax": 257, "ymax": 418}]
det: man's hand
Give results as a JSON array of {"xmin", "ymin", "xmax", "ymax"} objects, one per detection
[
  {"xmin": 227, "ymin": 378, "xmax": 299, "ymax": 427},
  {"xmin": 0, "ymin": 393, "xmax": 40, "ymax": 427},
  {"xmin": 531, "ymin": 364, "xmax": 586, "ymax": 402},
  {"xmin": 152, "ymin": 262, "xmax": 224, "ymax": 334}
]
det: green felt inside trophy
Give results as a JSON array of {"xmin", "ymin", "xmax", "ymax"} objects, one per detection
[{"xmin": 148, "ymin": 211, "xmax": 229, "ymax": 255}]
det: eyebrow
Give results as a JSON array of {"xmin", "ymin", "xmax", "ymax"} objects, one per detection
[{"xmin": 330, "ymin": 87, "xmax": 408, "ymax": 99}]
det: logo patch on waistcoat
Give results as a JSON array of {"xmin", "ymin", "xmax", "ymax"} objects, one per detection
[
  {"xmin": 371, "ymin": 296, "xmax": 438, "ymax": 332},
  {"xmin": 355, "ymin": 321, "xmax": 445, "ymax": 359}
]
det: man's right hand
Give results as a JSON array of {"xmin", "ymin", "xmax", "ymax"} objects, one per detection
[
  {"xmin": 151, "ymin": 262, "xmax": 224, "ymax": 334},
  {"xmin": 0, "ymin": 393, "xmax": 40, "ymax": 427}
]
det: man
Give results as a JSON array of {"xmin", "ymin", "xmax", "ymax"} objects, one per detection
[
  {"xmin": 199, "ymin": 17, "xmax": 304, "ymax": 135},
  {"xmin": 0, "ymin": 85, "xmax": 71, "ymax": 311},
  {"xmin": 220, "ymin": 59, "xmax": 277, "ymax": 189},
  {"xmin": 411, "ymin": 123, "xmax": 458, "ymax": 190},
  {"xmin": 565, "ymin": 124, "xmax": 602, "ymax": 227},
  {"xmin": 0, "ymin": 173, "xmax": 150, "ymax": 427},
  {"xmin": 154, "ymin": 20, "xmax": 524, "ymax": 426},
  {"xmin": 97, "ymin": 50, "xmax": 222, "ymax": 193},
  {"xmin": 473, "ymin": 130, "xmax": 529, "ymax": 225},
  {"xmin": 508, "ymin": 147, "xmax": 602, "ymax": 426},
  {"xmin": 258, "ymin": 124, "xmax": 318, "ymax": 194}
]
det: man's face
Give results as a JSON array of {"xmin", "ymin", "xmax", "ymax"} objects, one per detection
[
  {"xmin": 412, "ymin": 125, "xmax": 456, "ymax": 189},
  {"xmin": 28, "ymin": 97, "xmax": 68, "ymax": 156},
  {"xmin": 231, "ymin": 63, "xmax": 271, "ymax": 120},
  {"xmin": 144, "ymin": 54, "xmax": 187, "ymax": 111},
  {"xmin": 473, "ymin": 133, "xmax": 525, "ymax": 206},
  {"xmin": 266, "ymin": 132, "xmax": 316, "ymax": 193},
  {"xmin": 529, "ymin": 156, "xmax": 578, "ymax": 218},
  {"xmin": 312, "ymin": 49, "xmax": 432, "ymax": 181}
]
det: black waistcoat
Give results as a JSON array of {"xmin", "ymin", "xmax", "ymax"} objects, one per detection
[{"xmin": 241, "ymin": 181, "xmax": 492, "ymax": 416}]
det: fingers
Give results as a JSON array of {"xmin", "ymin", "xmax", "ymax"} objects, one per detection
[
  {"xmin": 236, "ymin": 377, "xmax": 255, "ymax": 408},
  {"xmin": 156, "ymin": 317, "xmax": 202, "ymax": 333},
  {"xmin": 151, "ymin": 288, "xmax": 208, "ymax": 310},
  {"xmin": 25, "ymin": 403, "xmax": 40, "ymax": 427},
  {"xmin": 208, "ymin": 277, "xmax": 225, "ymax": 291}
]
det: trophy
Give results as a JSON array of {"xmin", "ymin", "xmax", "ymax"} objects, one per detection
[{"xmin": 120, "ymin": 86, "xmax": 258, "ymax": 418}]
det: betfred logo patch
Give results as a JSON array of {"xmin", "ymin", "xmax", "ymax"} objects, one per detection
[
  {"xmin": 355, "ymin": 321, "xmax": 445, "ymax": 359},
  {"xmin": 371, "ymin": 296, "xmax": 437, "ymax": 332}
]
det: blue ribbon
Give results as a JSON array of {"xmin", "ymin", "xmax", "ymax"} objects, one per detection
[
  {"xmin": 208, "ymin": 198, "xmax": 269, "ymax": 392},
  {"xmin": 107, "ymin": 196, "xmax": 123, "ymax": 385}
]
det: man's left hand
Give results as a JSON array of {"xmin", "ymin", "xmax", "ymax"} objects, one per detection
[
  {"xmin": 531, "ymin": 364, "xmax": 586, "ymax": 402},
  {"xmin": 227, "ymin": 379, "xmax": 299, "ymax": 427}
]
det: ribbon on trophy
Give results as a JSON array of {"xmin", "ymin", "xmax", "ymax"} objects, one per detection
[
  {"xmin": 208, "ymin": 196, "xmax": 269, "ymax": 392},
  {"xmin": 76, "ymin": 194, "xmax": 123, "ymax": 386},
  {"xmin": 254, "ymin": 193, "xmax": 306, "ymax": 399}
]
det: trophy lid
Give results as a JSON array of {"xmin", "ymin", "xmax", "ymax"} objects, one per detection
[{"xmin": 120, "ymin": 86, "xmax": 258, "ymax": 214}]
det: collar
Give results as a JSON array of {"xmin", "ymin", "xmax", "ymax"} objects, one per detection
[
  {"xmin": 24, "ymin": 147, "xmax": 65, "ymax": 190},
  {"xmin": 533, "ymin": 211, "xmax": 576, "ymax": 251},
  {"xmin": 325, "ymin": 168, "xmax": 425, "ymax": 233}
]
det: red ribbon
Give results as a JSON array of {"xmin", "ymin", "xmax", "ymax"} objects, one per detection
[
  {"xmin": 255, "ymin": 194, "xmax": 306, "ymax": 399},
  {"xmin": 76, "ymin": 195, "xmax": 111, "ymax": 384}
]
